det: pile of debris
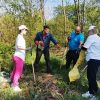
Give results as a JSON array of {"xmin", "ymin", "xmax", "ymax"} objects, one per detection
[
  {"xmin": 35, "ymin": 73, "xmax": 65, "ymax": 100},
  {"xmin": 0, "ymin": 71, "xmax": 10, "ymax": 89}
]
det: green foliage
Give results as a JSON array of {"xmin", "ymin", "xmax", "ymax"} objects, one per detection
[
  {"xmin": 0, "ymin": 0, "xmax": 100, "ymax": 99},
  {"xmin": 0, "ymin": 42, "xmax": 13, "ymax": 71}
]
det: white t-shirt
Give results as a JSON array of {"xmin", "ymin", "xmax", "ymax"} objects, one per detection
[
  {"xmin": 14, "ymin": 34, "xmax": 26, "ymax": 61},
  {"xmin": 83, "ymin": 34, "xmax": 100, "ymax": 61}
]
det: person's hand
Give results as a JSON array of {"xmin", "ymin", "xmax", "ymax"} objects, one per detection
[
  {"xmin": 68, "ymin": 36, "xmax": 71, "ymax": 42},
  {"xmin": 39, "ymin": 41, "xmax": 44, "ymax": 47},
  {"xmin": 56, "ymin": 44, "xmax": 61, "ymax": 49},
  {"xmin": 26, "ymin": 47, "xmax": 32, "ymax": 51},
  {"xmin": 35, "ymin": 41, "xmax": 39, "ymax": 46}
]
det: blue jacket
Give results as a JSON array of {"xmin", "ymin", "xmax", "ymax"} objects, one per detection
[{"xmin": 34, "ymin": 32, "xmax": 58, "ymax": 49}]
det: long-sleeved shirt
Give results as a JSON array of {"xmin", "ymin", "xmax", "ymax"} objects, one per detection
[{"xmin": 34, "ymin": 31, "xmax": 58, "ymax": 50}]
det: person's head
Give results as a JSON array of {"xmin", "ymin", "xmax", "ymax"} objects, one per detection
[
  {"xmin": 43, "ymin": 25, "xmax": 49, "ymax": 34},
  {"xmin": 18, "ymin": 25, "xmax": 28, "ymax": 35},
  {"xmin": 88, "ymin": 25, "xmax": 97, "ymax": 35},
  {"xmin": 75, "ymin": 26, "xmax": 81, "ymax": 34}
]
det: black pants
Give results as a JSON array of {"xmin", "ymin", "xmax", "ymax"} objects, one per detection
[
  {"xmin": 66, "ymin": 50, "xmax": 79, "ymax": 69},
  {"xmin": 87, "ymin": 59, "xmax": 100, "ymax": 94},
  {"xmin": 34, "ymin": 48, "xmax": 52, "ymax": 73}
]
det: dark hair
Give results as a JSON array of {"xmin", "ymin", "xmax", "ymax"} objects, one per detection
[{"xmin": 43, "ymin": 25, "xmax": 49, "ymax": 29}]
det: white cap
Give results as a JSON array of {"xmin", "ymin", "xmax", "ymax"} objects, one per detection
[
  {"xmin": 18, "ymin": 25, "xmax": 28, "ymax": 30},
  {"xmin": 88, "ymin": 25, "xmax": 96, "ymax": 31}
]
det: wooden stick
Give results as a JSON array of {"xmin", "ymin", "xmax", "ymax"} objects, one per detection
[
  {"xmin": 30, "ymin": 44, "xmax": 36, "ymax": 83},
  {"xmin": 32, "ymin": 60, "xmax": 36, "ymax": 83}
]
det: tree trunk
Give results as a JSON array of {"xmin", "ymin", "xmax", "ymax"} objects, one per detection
[
  {"xmin": 81, "ymin": 0, "xmax": 86, "ymax": 31},
  {"xmin": 74, "ymin": 0, "xmax": 77, "ymax": 25},
  {"xmin": 62, "ymin": 0, "xmax": 67, "ymax": 35},
  {"xmin": 40, "ymin": 0, "xmax": 45, "ymax": 26},
  {"xmin": 77, "ymin": 0, "xmax": 80, "ymax": 25}
]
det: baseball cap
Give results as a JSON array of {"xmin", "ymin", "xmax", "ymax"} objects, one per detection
[
  {"xmin": 88, "ymin": 25, "xmax": 96, "ymax": 31},
  {"xmin": 18, "ymin": 25, "xmax": 28, "ymax": 30}
]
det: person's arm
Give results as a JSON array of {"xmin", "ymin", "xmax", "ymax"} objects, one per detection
[
  {"xmin": 73, "ymin": 36, "xmax": 93, "ymax": 68},
  {"xmin": 17, "ymin": 46, "xmax": 26, "ymax": 50},
  {"xmin": 50, "ymin": 34, "xmax": 58, "ymax": 45},
  {"xmin": 17, "ymin": 45, "xmax": 32, "ymax": 51},
  {"xmin": 67, "ymin": 32, "xmax": 73, "ymax": 47},
  {"xmin": 79, "ymin": 34, "xmax": 85, "ymax": 49},
  {"xmin": 34, "ymin": 32, "xmax": 44, "ymax": 47},
  {"xmin": 34, "ymin": 32, "xmax": 40, "ymax": 46},
  {"xmin": 79, "ymin": 41, "xmax": 83, "ymax": 49},
  {"xmin": 67, "ymin": 36, "xmax": 71, "ymax": 42},
  {"xmin": 81, "ymin": 36, "xmax": 93, "ymax": 51},
  {"xmin": 68, "ymin": 32, "xmax": 73, "ymax": 42},
  {"xmin": 82, "ymin": 36, "xmax": 93, "ymax": 50},
  {"xmin": 16, "ymin": 37, "xmax": 32, "ymax": 51},
  {"xmin": 50, "ymin": 34, "xmax": 61, "ymax": 49}
]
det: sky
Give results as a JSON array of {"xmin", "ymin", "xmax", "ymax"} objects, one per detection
[
  {"xmin": 44, "ymin": 0, "xmax": 74, "ymax": 20},
  {"xmin": 0, "ymin": 0, "xmax": 74, "ymax": 19}
]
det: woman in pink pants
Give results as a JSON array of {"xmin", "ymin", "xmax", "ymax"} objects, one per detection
[{"xmin": 10, "ymin": 25, "xmax": 31, "ymax": 92}]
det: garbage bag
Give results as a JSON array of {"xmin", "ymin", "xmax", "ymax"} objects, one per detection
[
  {"xmin": 69, "ymin": 66, "xmax": 80, "ymax": 82},
  {"xmin": 68, "ymin": 50, "xmax": 86, "ymax": 82},
  {"xmin": 97, "ymin": 81, "xmax": 100, "ymax": 88},
  {"xmin": 74, "ymin": 50, "xmax": 85, "ymax": 67}
]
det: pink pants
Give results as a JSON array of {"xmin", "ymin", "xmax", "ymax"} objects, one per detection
[{"xmin": 10, "ymin": 56, "xmax": 24, "ymax": 87}]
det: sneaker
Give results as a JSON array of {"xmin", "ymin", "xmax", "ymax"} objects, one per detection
[
  {"xmin": 82, "ymin": 91, "xmax": 93, "ymax": 98},
  {"xmin": 90, "ymin": 96, "xmax": 96, "ymax": 100},
  {"xmin": 12, "ymin": 86, "xmax": 22, "ymax": 92}
]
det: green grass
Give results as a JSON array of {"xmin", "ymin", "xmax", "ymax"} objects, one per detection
[{"xmin": 0, "ymin": 49, "xmax": 100, "ymax": 100}]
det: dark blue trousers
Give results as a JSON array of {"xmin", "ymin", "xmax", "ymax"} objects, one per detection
[
  {"xmin": 34, "ymin": 48, "xmax": 52, "ymax": 73},
  {"xmin": 87, "ymin": 59, "xmax": 100, "ymax": 94}
]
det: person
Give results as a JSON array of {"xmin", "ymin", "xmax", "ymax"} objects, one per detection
[
  {"xmin": 82, "ymin": 26, "xmax": 100, "ymax": 100},
  {"xmin": 34, "ymin": 25, "xmax": 60, "ymax": 73},
  {"xmin": 10, "ymin": 25, "xmax": 32, "ymax": 92},
  {"xmin": 66, "ymin": 26, "xmax": 84, "ymax": 69}
]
